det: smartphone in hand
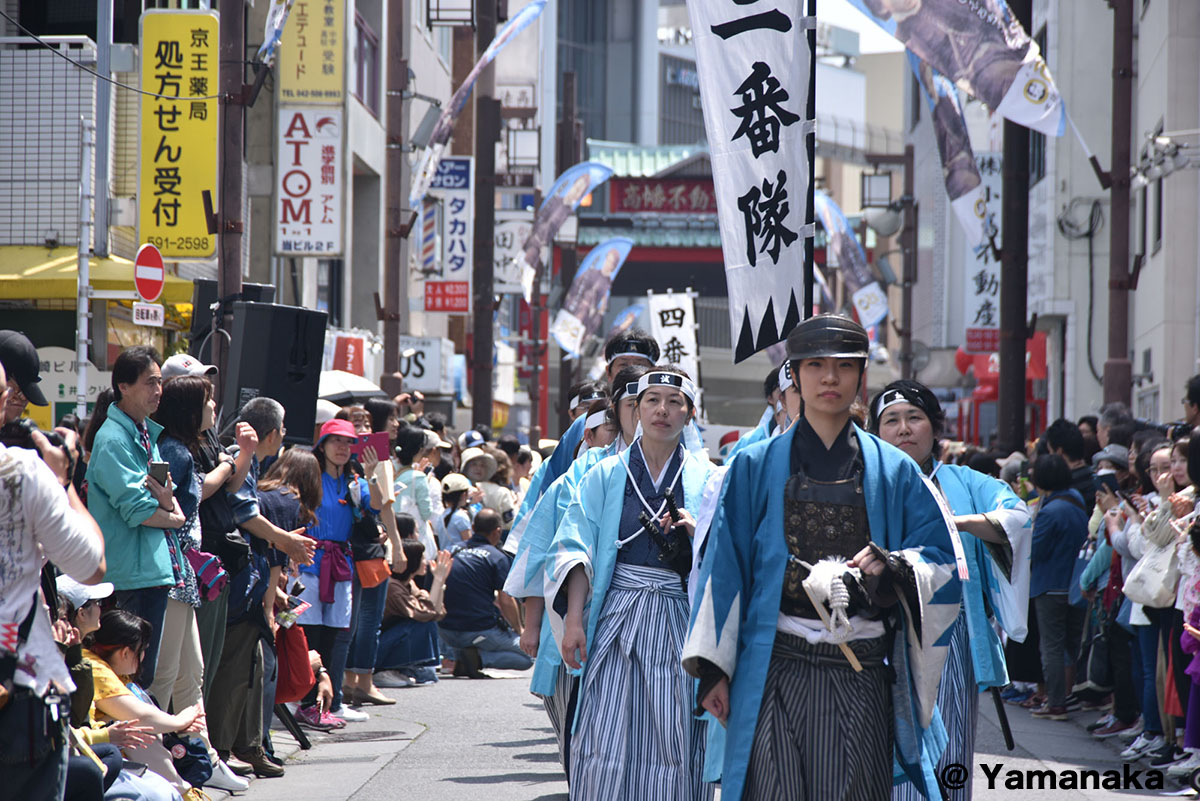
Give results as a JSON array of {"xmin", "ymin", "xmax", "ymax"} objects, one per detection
[{"xmin": 148, "ymin": 460, "xmax": 169, "ymax": 485}]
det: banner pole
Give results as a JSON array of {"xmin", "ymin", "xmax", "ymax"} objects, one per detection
[{"xmin": 803, "ymin": 0, "xmax": 817, "ymax": 320}]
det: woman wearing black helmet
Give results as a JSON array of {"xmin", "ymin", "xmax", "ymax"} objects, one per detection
[
  {"xmin": 871, "ymin": 379, "xmax": 1032, "ymax": 801},
  {"xmin": 682, "ymin": 313, "xmax": 962, "ymax": 801}
]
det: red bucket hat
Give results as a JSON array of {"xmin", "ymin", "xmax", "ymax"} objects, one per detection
[{"xmin": 316, "ymin": 418, "xmax": 357, "ymax": 448}]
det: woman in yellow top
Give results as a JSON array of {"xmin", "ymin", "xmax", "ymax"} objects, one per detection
[{"xmin": 84, "ymin": 609, "xmax": 207, "ymax": 797}]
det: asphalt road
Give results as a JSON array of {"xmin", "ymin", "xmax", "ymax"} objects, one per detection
[{"xmin": 218, "ymin": 671, "xmax": 1196, "ymax": 801}]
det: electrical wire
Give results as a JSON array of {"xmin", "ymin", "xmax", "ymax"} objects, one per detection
[
  {"xmin": 0, "ymin": 8, "xmax": 224, "ymax": 100},
  {"xmin": 1056, "ymin": 198, "xmax": 1104, "ymax": 385}
]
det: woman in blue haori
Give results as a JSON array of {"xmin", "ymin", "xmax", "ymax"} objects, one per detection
[
  {"xmin": 545, "ymin": 367, "xmax": 715, "ymax": 801},
  {"xmin": 502, "ymin": 366, "xmax": 648, "ymax": 775},
  {"xmin": 683, "ymin": 314, "xmax": 962, "ymax": 801},
  {"xmin": 871, "ymin": 380, "xmax": 1032, "ymax": 801}
]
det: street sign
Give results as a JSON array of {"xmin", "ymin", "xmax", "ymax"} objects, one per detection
[
  {"xmin": 134, "ymin": 243, "xmax": 166, "ymax": 302},
  {"xmin": 133, "ymin": 302, "xmax": 165, "ymax": 327}
]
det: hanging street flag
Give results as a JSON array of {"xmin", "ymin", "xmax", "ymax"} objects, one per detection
[
  {"xmin": 848, "ymin": 0, "xmax": 1065, "ymax": 137},
  {"xmin": 911, "ymin": 56, "xmax": 992, "ymax": 252},
  {"xmin": 586, "ymin": 304, "xmax": 645, "ymax": 380},
  {"xmin": 549, "ymin": 237, "xmax": 633, "ymax": 358},
  {"xmin": 408, "ymin": 0, "xmax": 547, "ymax": 208},
  {"xmin": 686, "ymin": 0, "xmax": 816, "ymax": 362},
  {"xmin": 647, "ymin": 289, "xmax": 701, "ymax": 391},
  {"xmin": 514, "ymin": 161, "xmax": 615, "ymax": 302},
  {"xmin": 256, "ymin": 0, "xmax": 295, "ymax": 68},
  {"xmin": 813, "ymin": 189, "xmax": 888, "ymax": 328},
  {"xmin": 910, "ymin": 54, "xmax": 995, "ymax": 253}
]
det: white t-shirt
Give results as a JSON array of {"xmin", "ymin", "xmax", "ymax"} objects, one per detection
[{"xmin": 0, "ymin": 445, "xmax": 103, "ymax": 694}]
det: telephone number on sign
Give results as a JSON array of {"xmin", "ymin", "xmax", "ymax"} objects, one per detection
[{"xmin": 147, "ymin": 236, "xmax": 212, "ymax": 252}]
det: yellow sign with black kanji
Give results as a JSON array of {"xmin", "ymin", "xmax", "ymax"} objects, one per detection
[
  {"xmin": 138, "ymin": 10, "xmax": 219, "ymax": 260},
  {"xmin": 277, "ymin": 0, "xmax": 345, "ymax": 104}
]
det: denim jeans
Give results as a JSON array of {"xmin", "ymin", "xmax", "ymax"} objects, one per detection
[
  {"xmin": 346, "ymin": 578, "xmax": 389, "ymax": 674},
  {"xmin": 112, "ymin": 585, "xmax": 171, "ymax": 687},
  {"xmin": 439, "ymin": 625, "xmax": 533, "ymax": 671},
  {"xmin": 375, "ymin": 619, "xmax": 441, "ymax": 671},
  {"xmin": 1034, "ymin": 593, "xmax": 1085, "ymax": 708},
  {"xmin": 1135, "ymin": 622, "xmax": 1163, "ymax": 734}
]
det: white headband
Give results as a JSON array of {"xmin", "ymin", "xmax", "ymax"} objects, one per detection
[
  {"xmin": 635, "ymin": 372, "xmax": 698, "ymax": 405},
  {"xmin": 873, "ymin": 389, "xmax": 912, "ymax": 419},
  {"xmin": 611, "ymin": 350, "xmax": 655, "ymax": 364},
  {"xmin": 584, "ymin": 409, "xmax": 611, "ymax": 431},
  {"xmin": 778, "ymin": 362, "xmax": 793, "ymax": 393},
  {"xmin": 570, "ymin": 390, "xmax": 605, "ymax": 411}
]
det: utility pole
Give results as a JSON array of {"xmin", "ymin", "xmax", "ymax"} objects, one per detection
[
  {"xmin": 471, "ymin": 1, "xmax": 499, "ymax": 430},
  {"xmin": 1104, "ymin": 0, "xmax": 1134, "ymax": 406},
  {"xmin": 94, "ymin": 0, "xmax": 112, "ymax": 257},
  {"xmin": 555, "ymin": 71, "xmax": 579, "ymax": 435},
  {"xmin": 997, "ymin": 0, "xmax": 1031, "ymax": 453},
  {"xmin": 381, "ymin": 0, "xmax": 411, "ymax": 398},
  {"xmin": 216, "ymin": 0, "xmax": 246, "ymax": 381}
]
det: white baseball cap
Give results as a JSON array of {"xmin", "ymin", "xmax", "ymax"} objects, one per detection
[
  {"xmin": 162, "ymin": 353, "xmax": 218, "ymax": 380},
  {"xmin": 55, "ymin": 575, "xmax": 114, "ymax": 610}
]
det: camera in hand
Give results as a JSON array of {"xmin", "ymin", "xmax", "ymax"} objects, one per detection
[{"xmin": 0, "ymin": 417, "xmax": 65, "ymax": 453}]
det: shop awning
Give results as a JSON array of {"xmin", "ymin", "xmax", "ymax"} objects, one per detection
[{"xmin": 0, "ymin": 247, "xmax": 195, "ymax": 304}]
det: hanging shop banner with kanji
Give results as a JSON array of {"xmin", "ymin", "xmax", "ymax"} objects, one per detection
[
  {"xmin": 408, "ymin": 0, "xmax": 547, "ymax": 208},
  {"xmin": 513, "ymin": 161, "xmax": 614, "ymax": 302},
  {"xmin": 647, "ymin": 290, "xmax": 701, "ymax": 393},
  {"xmin": 911, "ymin": 54, "xmax": 995, "ymax": 253},
  {"xmin": 277, "ymin": 0, "xmax": 344, "ymax": 104},
  {"xmin": 686, "ymin": 0, "xmax": 815, "ymax": 362},
  {"xmin": 494, "ymin": 210, "xmax": 545, "ymax": 296},
  {"xmin": 849, "ymin": 0, "xmax": 1065, "ymax": 137},
  {"xmin": 813, "ymin": 189, "xmax": 888, "ymax": 328},
  {"xmin": 549, "ymin": 237, "xmax": 633, "ymax": 358},
  {"xmin": 138, "ymin": 10, "xmax": 219, "ymax": 259},
  {"xmin": 418, "ymin": 157, "xmax": 474, "ymax": 314},
  {"xmin": 962, "ymin": 151, "xmax": 1003, "ymax": 353},
  {"xmin": 274, "ymin": 108, "xmax": 343, "ymax": 254}
]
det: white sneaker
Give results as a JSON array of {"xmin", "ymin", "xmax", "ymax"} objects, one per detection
[
  {"xmin": 373, "ymin": 670, "xmax": 413, "ymax": 688},
  {"xmin": 1120, "ymin": 732, "xmax": 1164, "ymax": 760},
  {"xmin": 335, "ymin": 704, "xmax": 369, "ymax": 722},
  {"xmin": 1116, "ymin": 718, "xmax": 1145, "ymax": 745},
  {"xmin": 1168, "ymin": 750, "xmax": 1200, "ymax": 776},
  {"xmin": 206, "ymin": 759, "xmax": 250, "ymax": 793}
]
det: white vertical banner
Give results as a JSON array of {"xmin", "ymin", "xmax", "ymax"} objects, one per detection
[
  {"xmin": 647, "ymin": 289, "xmax": 701, "ymax": 398},
  {"xmin": 420, "ymin": 157, "xmax": 474, "ymax": 314},
  {"xmin": 493, "ymin": 210, "xmax": 541, "ymax": 295},
  {"xmin": 686, "ymin": 0, "xmax": 814, "ymax": 362},
  {"xmin": 962, "ymin": 151, "xmax": 1003, "ymax": 353},
  {"xmin": 275, "ymin": 107, "xmax": 344, "ymax": 255}
]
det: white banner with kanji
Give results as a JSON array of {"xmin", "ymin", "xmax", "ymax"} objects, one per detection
[
  {"xmin": 687, "ymin": 0, "xmax": 814, "ymax": 362},
  {"xmin": 647, "ymin": 290, "xmax": 701, "ymax": 397}
]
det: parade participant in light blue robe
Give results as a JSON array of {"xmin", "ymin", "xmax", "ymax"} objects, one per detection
[
  {"xmin": 511, "ymin": 332, "xmax": 659, "ymax": 528},
  {"xmin": 546, "ymin": 368, "xmax": 716, "ymax": 801},
  {"xmin": 501, "ymin": 380, "xmax": 639, "ymax": 776},
  {"xmin": 683, "ymin": 314, "xmax": 962, "ymax": 801},
  {"xmin": 871, "ymin": 381, "xmax": 1032, "ymax": 801}
]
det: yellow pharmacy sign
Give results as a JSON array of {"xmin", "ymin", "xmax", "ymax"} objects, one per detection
[
  {"xmin": 139, "ymin": 10, "xmax": 219, "ymax": 259},
  {"xmin": 277, "ymin": 0, "xmax": 345, "ymax": 104}
]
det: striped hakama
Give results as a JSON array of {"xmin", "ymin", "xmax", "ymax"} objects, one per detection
[
  {"xmin": 539, "ymin": 662, "xmax": 577, "ymax": 775},
  {"xmin": 569, "ymin": 563, "xmax": 711, "ymax": 801},
  {"xmin": 894, "ymin": 609, "xmax": 977, "ymax": 801},
  {"xmin": 745, "ymin": 632, "xmax": 893, "ymax": 801}
]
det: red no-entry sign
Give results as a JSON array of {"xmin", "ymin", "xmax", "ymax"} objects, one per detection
[{"xmin": 134, "ymin": 243, "xmax": 165, "ymax": 303}]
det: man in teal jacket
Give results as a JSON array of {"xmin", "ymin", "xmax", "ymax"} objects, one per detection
[{"xmin": 86, "ymin": 345, "xmax": 185, "ymax": 685}]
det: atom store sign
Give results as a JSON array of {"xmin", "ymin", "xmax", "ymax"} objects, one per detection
[{"xmin": 275, "ymin": 107, "xmax": 344, "ymax": 255}]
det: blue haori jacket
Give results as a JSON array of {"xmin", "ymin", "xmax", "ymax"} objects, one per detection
[
  {"xmin": 542, "ymin": 443, "xmax": 715, "ymax": 731},
  {"xmin": 502, "ymin": 442, "xmax": 615, "ymax": 696},
  {"xmin": 509, "ymin": 414, "xmax": 587, "ymax": 535},
  {"xmin": 681, "ymin": 424, "xmax": 962, "ymax": 801},
  {"xmin": 931, "ymin": 463, "xmax": 1033, "ymax": 685}
]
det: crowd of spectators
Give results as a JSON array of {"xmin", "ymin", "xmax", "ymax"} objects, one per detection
[{"xmin": 0, "ymin": 330, "xmax": 542, "ymax": 801}]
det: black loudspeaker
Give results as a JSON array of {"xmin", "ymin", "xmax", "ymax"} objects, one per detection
[
  {"xmin": 188, "ymin": 279, "xmax": 276, "ymax": 359},
  {"xmin": 222, "ymin": 302, "xmax": 327, "ymax": 445}
]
